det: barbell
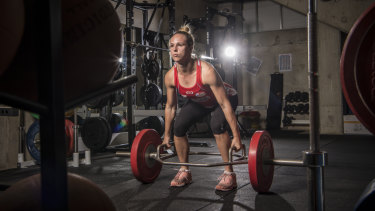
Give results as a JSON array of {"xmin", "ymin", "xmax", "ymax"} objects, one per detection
[{"xmin": 116, "ymin": 129, "xmax": 327, "ymax": 193}]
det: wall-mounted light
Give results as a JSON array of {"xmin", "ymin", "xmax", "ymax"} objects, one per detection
[{"xmin": 224, "ymin": 46, "xmax": 236, "ymax": 58}]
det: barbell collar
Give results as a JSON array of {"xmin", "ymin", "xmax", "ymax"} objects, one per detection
[{"xmin": 302, "ymin": 151, "xmax": 328, "ymax": 167}]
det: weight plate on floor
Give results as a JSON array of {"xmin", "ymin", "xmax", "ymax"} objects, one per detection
[
  {"xmin": 131, "ymin": 129, "xmax": 162, "ymax": 183},
  {"xmin": 81, "ymin": 117, "xmax": 111, "ymax": 151},
  {"xmin": 65, "ymin": 119, "xmax": 74, "ymax": 157},
  {"xmin": 340, "ymin": 2, "xmax": 375, "ymax": 135},
  {"xmin": 26, "ymin": 119, "xmax": 76, "ymax": 162},
  {"xmin": 248, "ymin": 130, "xmax": 274, "ymax": 193},
  {"xmin": 109, "ymin": 113, "xmax": 127, "ymax": 133},
  {"xmin": 26, "ymin": 120, "xmax": 41, "ymax": 163}
]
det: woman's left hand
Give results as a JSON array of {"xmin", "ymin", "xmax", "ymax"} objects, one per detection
[{"xmin": 230, "ymin": 136, "xmax": 242, "ymax": 152}]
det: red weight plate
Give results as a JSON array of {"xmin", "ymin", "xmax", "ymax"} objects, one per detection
[
  {"xmin": 248, "ymin": 130, "xmax": 274, "ymax": 193},
  {"xmin": 65, "ymin": 119, "xmax": 74, "ymax": 157},
  {"xmin": 341, "ymin": 2, "xmax": 375, "ymax": 135},
  {"xmin": 131, "ymin": 129, "xmax": 162, "ymax": 183}
]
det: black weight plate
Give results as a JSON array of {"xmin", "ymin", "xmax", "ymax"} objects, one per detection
[
  {"xmin": 81, "ymin": 117, "xmax": 111, "ymax": 151},
  {"xmin": 140, "ymin": 85, "xmax": 149, "ymax": 106},
  {"xmin": 137, "ymin": 116, "xmax": 165, "ymax": 137},
  {"xmin": 145, "ymin": 83, "xmax": 162, "ymax": 106},
  {"xmin": 147, "ymin": 60, "xmax": 160, "ymax": 81},
  {"xmin": 112, "ymin": 89, "xmax": 125, "ymax": 107}
]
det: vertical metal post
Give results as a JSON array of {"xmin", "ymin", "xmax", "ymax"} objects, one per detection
[
  {"xmin": 142, "ymin": 10, "xmax": 148, "ymax": 45},
  {"xmin": 280, "ymin": 5, "xmax": 284, "ymax": 30},
  {"xmin": 18, "ymin": 110, "xmax": 26, "ymax": 166},
  {"xmin": 142, "ymin": 8, "xmax": 150, "ymax": 110},
  {"xmin": 36, "ymin": 0, "xmax": 68, "ymax": 210},
  {"xmin": 74, "ymin": 109, "xmax": 79, "ymax": 153},
  {"xmin": 255, "ymin": 0, "xmax": 259, "ymax": 32},
  {"xmin": 126, "ymin": 0, "xmax": 135, "ymax": 145},
  {"xmin": 18, "ymin": 110, "xmax": 25, "ymax": 156},
  {"xmin": 168, "ymin": 0, "xmax": 176, "ymax": 37},
  {"xmin": 307, "ymin": 0, "xmax": 324, "ymax": 210},
  {"xmin": 206, "ymin": 6, "xmax": 213, "ymax": 57}
]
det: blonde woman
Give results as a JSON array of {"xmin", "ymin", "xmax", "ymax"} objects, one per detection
[{"xmin": 163, "ymin": 25, "xmax": 242, "ymax": 191}]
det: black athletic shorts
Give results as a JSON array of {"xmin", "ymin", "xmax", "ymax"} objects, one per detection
[{"xmin": 174, "ymin": 95, "xmax": 238, "ymax": 137}]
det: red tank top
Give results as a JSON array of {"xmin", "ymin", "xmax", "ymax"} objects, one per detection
[{"xmin": 174, "ymin": 60, "xmax": 237, "ymax": 108}]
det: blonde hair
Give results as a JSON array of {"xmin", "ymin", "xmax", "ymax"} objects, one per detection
[{"xmin": 171, "ymin": 25, "xmax": 195, "ymax": 49}]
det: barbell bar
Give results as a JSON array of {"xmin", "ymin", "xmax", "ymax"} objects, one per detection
[{"xmin": 116, "ymin": 129, "xmax": 327, "ymax": 192}]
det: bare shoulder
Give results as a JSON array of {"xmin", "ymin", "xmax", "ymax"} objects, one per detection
[
  {"xmin": 200, "ymin": 60, "xmax": 220, "ymax": 85},
  {"xmin": 200, "ymin": 60, "xmax": 215, "ymax": 75},
  {"xmin": 164, "ymin": 67, "xmax": 175, "ymax": 88}
]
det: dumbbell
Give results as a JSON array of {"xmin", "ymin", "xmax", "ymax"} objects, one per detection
[
  {"xmin": 282, "ymin": 116, "xmax": 293, "ymax": 126},
  {"xmin": 301, "ymin": 92, "xmax": 309, "ymax": 102},
  {"xmin": 294, "ymin": 91, "xmax": 302, "ymax": 102},
  {"xmin": 285, "ymin": 92, "xmax": 294, "ymax": 102},
  {"xmin": 116, "ymin": 129, "xmax": 327, "ymax": 193}
]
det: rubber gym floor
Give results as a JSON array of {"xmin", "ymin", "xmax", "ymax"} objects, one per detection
[{"xmin": 0, "ymin": 130, "xmax": 374, "ymax": 211}]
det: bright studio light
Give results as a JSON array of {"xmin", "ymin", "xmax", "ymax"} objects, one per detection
[
  {"xmin": 118, "ymin": 58, "xmax": 123, "ymax": 63},
  {"xmin": 224, "ymin": 46, "xmax": 236, "ymax": 58}
]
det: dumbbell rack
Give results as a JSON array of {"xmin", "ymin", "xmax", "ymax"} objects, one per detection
[
  {"xmin": 282, "ymin": 91, "xmax": 309, "ymax": 127},
  {"xmin": 0, "ymin": 1, "xmax": 137, "ymax": 210}
]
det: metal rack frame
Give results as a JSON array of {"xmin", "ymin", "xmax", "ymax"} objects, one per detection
[{"xmin": 0, "ymin": 1, "xmax": 137, "ymax": 210}]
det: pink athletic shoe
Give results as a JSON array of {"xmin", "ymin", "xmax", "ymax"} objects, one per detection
[
  {"xmin": 170, "ymin": 169, "xmax": 192, "ymax": 187},
  {"xmin": 215, "ymin": 171, "xmax": 237, "ymax": 191}
]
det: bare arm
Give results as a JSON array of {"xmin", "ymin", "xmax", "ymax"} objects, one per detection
[
  {"xmin": 163, "ymin": 69, "xmax": 177, "ymax": 147},
  {"xmin": 201, "ymin": 62, "xmax": 242, "ymax": 150}
]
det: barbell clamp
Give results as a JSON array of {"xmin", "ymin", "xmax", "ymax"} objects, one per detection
[{"xmin": 302, "ymin": 151, "xmax": 328, "ymax": 167}]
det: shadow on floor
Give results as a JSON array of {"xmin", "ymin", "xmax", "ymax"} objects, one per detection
[{"xmin": 255, "ymin": 192, "xmax": 295, "ymax": 211}]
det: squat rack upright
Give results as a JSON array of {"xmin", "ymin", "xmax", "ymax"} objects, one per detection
[{"xmin": 0, "ymin": 1, "xmax": 137, "ymax": 210}]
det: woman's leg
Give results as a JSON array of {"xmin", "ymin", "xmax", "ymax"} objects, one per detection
[
  {"xmin": 210, "ymin": 95, "xmax": 238, "ymax": 172},
  {"xmin": 173, "ymin": 100, "xmax": 210, "ymax": 170}
]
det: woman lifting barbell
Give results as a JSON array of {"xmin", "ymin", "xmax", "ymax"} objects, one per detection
[{"xmin": 163, "ymin": 25, "xmax": 242, "ymax": 191}]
